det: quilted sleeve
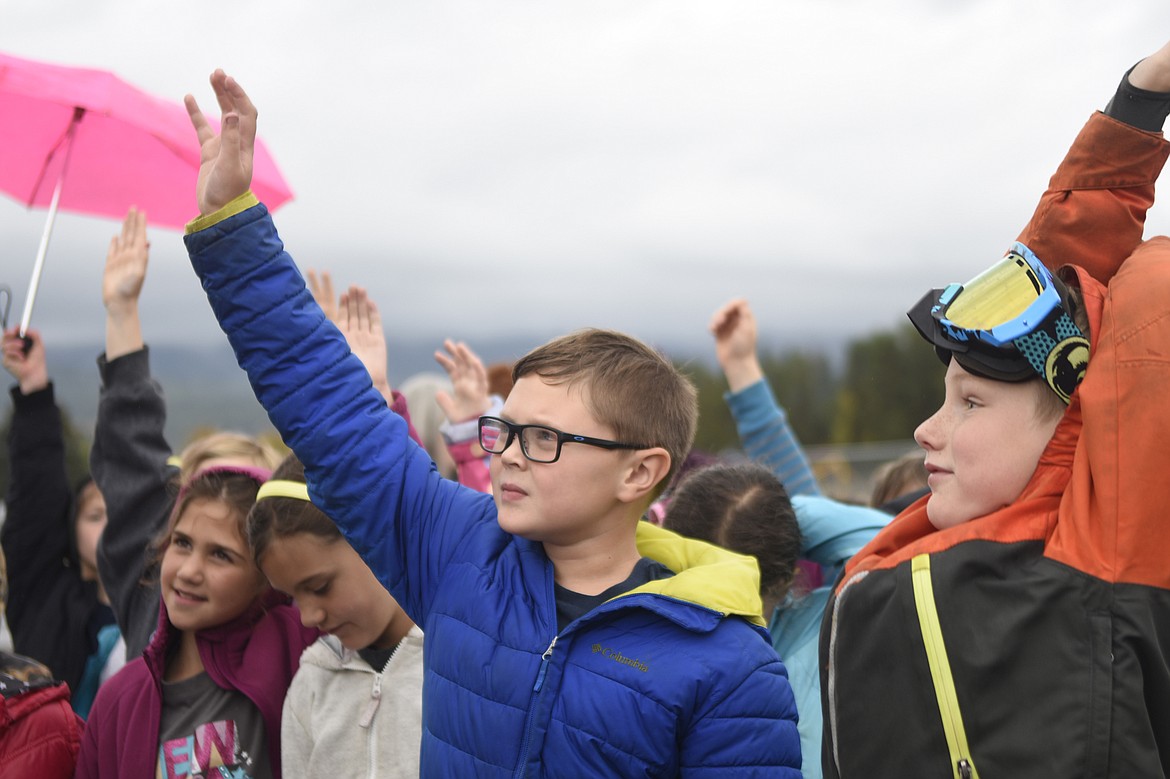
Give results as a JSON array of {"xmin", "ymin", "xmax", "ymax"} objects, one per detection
[
  {"xmin": 678, "ymin": 634, "xmax": 803, "ymax": 777},
  {"xmin": 1018, "ymin": 112, "xmax": 1170, "ymax": 285},
  {"xmin": 185, "ymin": 205, "xmax": 497, "ymax": 625}
]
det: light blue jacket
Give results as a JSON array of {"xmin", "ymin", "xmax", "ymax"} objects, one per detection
[
  {"xmin": 185, "ymin": 202, "xmax": 802, "ymax": 778},
  {"xmin": 727, "ymin": 379, "xmax": 890, "ymax": 779}
]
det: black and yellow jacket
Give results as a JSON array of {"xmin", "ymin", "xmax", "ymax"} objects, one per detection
[{"xmin": 820, "ymin": 113, "xmax": 1170, "ymax": 778}]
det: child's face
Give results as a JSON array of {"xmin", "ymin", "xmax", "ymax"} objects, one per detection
[
  {"xmin": 74, "ymin": 483, "xmax": 107, "ymax": 578},
  {"xmin": 490, "ymin": 376, "xmax": 636, "ymax": 545},
  {"xmin": 160, "ymin": 498, "xmax": 268, "ymax": 632},
  {"xmin": 914, "ymin": 361, "xmax": 1060, "ymax": 530},
  {"xmin": 260, "ymin": 534, "xmax": 411, "ymax": 651}
]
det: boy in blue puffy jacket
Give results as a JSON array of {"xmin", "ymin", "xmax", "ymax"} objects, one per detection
[{"xmin": 180, "ymin": 71, "xmax": 802, "ymax": 778}]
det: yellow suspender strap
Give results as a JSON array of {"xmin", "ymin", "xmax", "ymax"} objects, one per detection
[{"xmin": 911, "ymin": 554, "xmax": 980, "ymax": 779}]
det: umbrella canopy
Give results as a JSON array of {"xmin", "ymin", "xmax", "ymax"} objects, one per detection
[
  {"xmin": 0, "ymin": 50, "xmax": 293, "ymax": 228},
  {"xmin": 0, "ymin": 50, "xmax": 294, "ymax": 336}
]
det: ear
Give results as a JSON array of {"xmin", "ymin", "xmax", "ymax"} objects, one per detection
[{"xmin": 617, "ymin": 447, "xmax": 672, "ymax": 505}]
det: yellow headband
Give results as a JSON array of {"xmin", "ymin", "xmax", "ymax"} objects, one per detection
[{"xmin": 255, "ymin": 480, "xmax": 311, "ymax": 503}]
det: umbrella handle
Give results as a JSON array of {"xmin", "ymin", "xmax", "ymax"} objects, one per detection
[{"xmin": 19, "ymin": 107, "xmax": 84, "ymax": 339}]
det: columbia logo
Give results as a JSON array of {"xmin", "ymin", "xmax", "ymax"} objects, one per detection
[{"xmin": 592, "ymin": 644, "xmax": 649, "ymax": 672}]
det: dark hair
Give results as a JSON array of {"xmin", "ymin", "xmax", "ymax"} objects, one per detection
[
  {"xmin": 247, "ymin": 453, "xmax": 341, "ymax": 563},
  {"xmin": 663, "ymin": 462, "xmax": 802, "ymax": 602}
]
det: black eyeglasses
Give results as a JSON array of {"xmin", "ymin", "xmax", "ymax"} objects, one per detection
[{"xmin": 478, "ymin": 416, "xmax": 648, "ymax": 464}]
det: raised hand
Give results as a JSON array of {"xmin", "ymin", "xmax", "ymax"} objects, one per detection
[
  {"xmin": 3, "ymin": 327, "xmax": 48, "ymax": 394},
  {"xmin": 306, "ymin": 269, "xmax": 338, "ymax": 324},
  {"xmin": 103, "ymin": 208, "xmax": 150, "ymax": 314},
  {"xmin": 102, "ymin": 208, "xmax": 150, "ymax": 360},
  {"xmin": 434, "ymin": 339, "xmax": 491, "ymax": 423},
  {"xmin": 184, "ymin": 69, "xmax": 258, "ymax": 216},
  {"xmin": 336, "ymin": 286, "xmax": 391, "ymax": 398},
  {"xmin": 709, "ymin": 298, "xmax": 764, "ymax": 392}
]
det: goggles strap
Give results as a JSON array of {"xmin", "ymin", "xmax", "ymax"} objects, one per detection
[{"xmin": 1011, "ymin": 310, "xmax": 1090, "ymax": 404}]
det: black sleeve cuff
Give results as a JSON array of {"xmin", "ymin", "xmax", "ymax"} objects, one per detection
[
  {"xmin": 96, "ymin": 346, "xmax": 152, "ymax": 388},
  {"xmin": 1105, "ymin": 62, "xmax": 1170, "ymax": 132}
]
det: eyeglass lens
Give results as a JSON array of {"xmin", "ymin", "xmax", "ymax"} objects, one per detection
[{"xmin": 480, "ymin": 419, "xmax": 560, "ymax": 463}]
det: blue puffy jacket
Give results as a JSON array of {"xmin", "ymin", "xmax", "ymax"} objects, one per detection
[{"xmin": 185, "ymin": 201, "xmax": 802, "ymax": 778}]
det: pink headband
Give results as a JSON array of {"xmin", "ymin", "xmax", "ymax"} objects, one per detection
[{"xmin": 171, "ymin": 464, "xmax": 272, "ymax": 522}]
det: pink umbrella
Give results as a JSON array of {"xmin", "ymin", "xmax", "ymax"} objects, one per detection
[{"xmin": 0, "ymin": 50, "xmax": 294, "ymax": 335}]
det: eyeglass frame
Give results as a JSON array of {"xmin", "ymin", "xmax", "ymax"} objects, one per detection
[{"xmin": 477, "ymin": 415, "xmax": 650, "ymax": 464}]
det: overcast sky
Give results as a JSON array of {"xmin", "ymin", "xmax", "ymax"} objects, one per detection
[{"xmin": 3, "ymin": 1, "xmax": 1169, "ymax": 362}]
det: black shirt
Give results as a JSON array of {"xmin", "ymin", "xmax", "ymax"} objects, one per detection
[{"xmin": 554, "ymin": 557, "xmax": 674, "ymax": 632}]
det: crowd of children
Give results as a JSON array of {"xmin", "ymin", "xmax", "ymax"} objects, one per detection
[{"xmin": 1, "ymin": 30, "xmax": 1169, "ymax": 779}]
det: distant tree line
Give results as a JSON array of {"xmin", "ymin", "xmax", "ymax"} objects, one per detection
[{"xmin": 683, "ymin": 322, "xmax": 945, "ymax": 456}]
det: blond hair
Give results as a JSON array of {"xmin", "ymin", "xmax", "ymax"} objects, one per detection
[{"xmin": 178, "ymin": 431, "xmax": 284, "ymax": 485}]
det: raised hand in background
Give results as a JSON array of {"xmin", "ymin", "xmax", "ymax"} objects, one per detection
[
  {"xmin": 102, "ymin": 208, "xmax": 150, "ymax": 361},
  {"xmin": 434, "ymin": 339, "xmax": 492, "ymax": 425},
  {"xmin": 709, "ymin": 298, "xmax": 764, "ymax": 393},
  {"xmin": 335, "ymin": 285, "xmax": 393, "ymax": 403},
  {"xmin": 2, "ymin": 327, "xmax": 48, "ymax": 395},
  {"xmin": 306, "ymin": 269, "xmax": 338, "ymax": 324}
]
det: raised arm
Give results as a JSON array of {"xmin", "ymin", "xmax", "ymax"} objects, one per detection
[
  {"xmin": 709, "ymin": 299, "xmax": 820, "ymax": 497},
  {"xmin": 89, "ymin": 208, "xmax": 173, "ymax": 658},
  {"xmin": 1019, "ymin": 44, "xmax": 1170, "ymax": 285},
  {"xmin": 183, "ymin": 72, "xmax": 494, "ymax": 625},
  {"xmin": 1, "ymin": 329, "xmax": 73, "ymax": 643},
  {"xmin": 332, "ymin": 282, "xmax": 424, "ymax": 446}
]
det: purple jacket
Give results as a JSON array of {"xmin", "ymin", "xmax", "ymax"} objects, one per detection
[{"xmin": 74, "ymin": 589, "xmax": 317, "ymax": 778}]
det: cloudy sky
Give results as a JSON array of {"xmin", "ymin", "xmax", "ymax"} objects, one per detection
[{"xmin": 3, "ymin": 0, "xmax": 1169, "ymax": 362}]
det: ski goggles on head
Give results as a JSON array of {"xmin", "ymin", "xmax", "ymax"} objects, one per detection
[{"xmin": 907, "ymin": 242, "xmax": 1089, "ymax": 403}]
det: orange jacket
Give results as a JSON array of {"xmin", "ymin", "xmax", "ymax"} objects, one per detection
[{"xmin": 822, "ymin": 113, "xmax": 1170, "ymax": 778}]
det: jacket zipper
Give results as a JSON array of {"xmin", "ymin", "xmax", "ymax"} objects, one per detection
[
  {"xmin": 362, "ymin": 671, "xmax": 384, "ymax": 779},
  {"xmin": 360, "ymin": 640, "xmax": 405, "ymax": 778},
  {"xmin": 513, "ymin": 635, "xmax": 558, "ymax": 777},
  {"xmin": 359, "ymin": 671, "xmax": 384, "ymax": 729},
  {"xmin": 911, "ymin": 554, "xmax": 980, "ymax": 779},
  {"xmin": 509, "ymin": 577, "xmax": 716, "ymax": 776}
]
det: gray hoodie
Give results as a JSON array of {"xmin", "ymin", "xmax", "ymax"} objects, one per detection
[{"xmin": 282, "ymin": 629, "xmax": 424, "ymax": 779}]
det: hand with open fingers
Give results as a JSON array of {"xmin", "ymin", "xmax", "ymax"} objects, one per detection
[
  {"xmin": 103, "ymin": 207, "xmax": 150, "ymax": 314},
  {"xmin": 306, "ymin": 269, "xmax": 338, "ymax": 324},
  {"xmin": 184, "ymin": 69, "xmax": 258, "ymax": 216},
  {"xmin": 434, "ymin": 339, "xmax": 491, "ymax": 423},
  {"xmin": 336, "ymin": 286, "xmax": 390, "ymax": 394},
  {"xmin": 710, "ymin": 298, "xmax": 764, "ymax": 392},
  {"xmin": 3, "ymin": 327, "xmax": 48, "ymax": 394}
]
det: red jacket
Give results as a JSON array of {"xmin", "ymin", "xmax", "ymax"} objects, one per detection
[
  {"xmin": 0, "ymin": 675, "xmax": 84, "ymax": 779},
  {"xmin": 821, "ymin": 113, "xmax": 1170, "ymax": 777}
]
